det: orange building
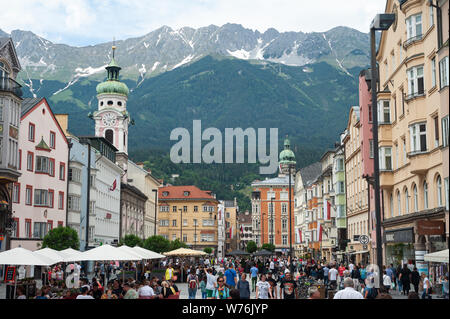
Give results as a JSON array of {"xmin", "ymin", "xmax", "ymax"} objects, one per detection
[{"xmin": 251, "ymin": 138, "xmax": 296, "ymax": 254}]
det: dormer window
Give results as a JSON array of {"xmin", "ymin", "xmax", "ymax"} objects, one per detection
[
  {"xmin": 118, "ymin": 101, "xmax": 122, "ymax": 106},
  {"xmin": 162, "ymin": 191, "xmax": 169, "ymax": 197},
  {"xmin": 107, "ymin": 101, "xmax": 113, "ymax": 106},
  {"xmin": 0, "ymin": 61, "xmax": 9, "ymax": 78},
  {"xmin": 184, "ymin": 191, "xmax": 190, "ymax": 196}
]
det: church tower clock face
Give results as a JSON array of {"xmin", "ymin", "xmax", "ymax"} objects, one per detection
[{"xmin": 102, "ymin": 112, "xmax": 117, "ymax": 126}]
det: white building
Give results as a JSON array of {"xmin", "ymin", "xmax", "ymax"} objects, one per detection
[{"xmin": 217, "ymin": 201, "xmax": 225, "ymax": 259}]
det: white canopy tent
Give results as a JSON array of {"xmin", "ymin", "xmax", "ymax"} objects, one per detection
[
  {"xmin": 424, "ymin": 249, "xmax": 449, "ymax": 263},
  {"xmin": 58, "ymin": 248, "xmax": 85, "ymax": 262},
  {"xmin": 34, "ymin": 248, "xmax": 65, "ymax": 264},
  {"xmin": 117, "ymin": 245, "xmax": 146, "ymax": 260},
  {"xmin": 75, "ymin": 244, "xmax": 141, "ymax": 261},
  {"xmin": 132, "ymin": 246, "xmax": 165, "ymax": 259},
  {"xmin": 0, "ymin": 247, "xmax": 57, "ymax": 266}
]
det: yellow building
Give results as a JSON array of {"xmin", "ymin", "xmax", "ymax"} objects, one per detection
[
  {"xmin": 158, "ymin": 185, "xmax": 218, "ymax": 251},
  {"xmin": 377, "ymin": 0, "xmax": 448, "ymax": 269},
  {"xmin": 223, "ymin": 199, "xmax": 239, "ymax": 253},
  {"xmin": 343, "ymin": 106, "xmax": 370, "ymax": 265}
]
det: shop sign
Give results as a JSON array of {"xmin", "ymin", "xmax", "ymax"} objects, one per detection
[
  {"xmin": 384, "ymin": 228, "xmax": 414, "ymax": 243},
  {"xmin": 416, "ymin": 220, "xmax": 444, "ymax": 236}
]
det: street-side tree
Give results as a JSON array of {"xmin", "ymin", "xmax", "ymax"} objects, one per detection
[
  {"xmin": 118, "ymin": 234, "xmax": 143, "ymax": 247},
  {"xmin": 246, "ymin": 241, "xmax": 257, "ymax": 254},
  {"xmin": 42, "ymin": 227, "xmax": 79, "ymax": 251},
  {"xmin": 203, "ymin": 247, "xmax": 213, "ymax": 254},
  {"xmin": 169, "ymin": 239, "xmax": 187, "ymax": 251},
  {"xmin": 143, "ymin": 235, "xmax": 171, "ymax": 253},
  {"xmin": 261, "ymin": 243, "xmax": 275, "ymax": 252}
]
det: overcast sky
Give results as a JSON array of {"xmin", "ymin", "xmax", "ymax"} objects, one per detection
[{"xmin": 1, "ymin": 0, "xmax": 387, "ymax": 46}]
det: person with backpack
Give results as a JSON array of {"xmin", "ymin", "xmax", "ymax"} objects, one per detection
[{"xmin": 187, "ymin": 267, "xmax": 199, "ymax": 299}]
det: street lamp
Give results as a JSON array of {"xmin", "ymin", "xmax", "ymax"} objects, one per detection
[
  {"xmin": 152, "ymin": 189, "xmax": 158, "ymax": 236},
  {"xmin": 179, "ymin": 208, "xmax": 183, "ymax": 242},
  {"xmin": 270, "ymin": 197, "xmax": 275, "ymax": 246},
  {"xmin": 370, "ymin": 12, "xmax": 395, "ymax": 289}
]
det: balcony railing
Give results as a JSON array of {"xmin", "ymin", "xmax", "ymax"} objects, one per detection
[
  {"xmin": 0, "ymin": 77, "xmax": 23, "ymax": 97},
  {"xmin": 403, "ymin": 34, "xmax": 423, "ymax": 48}
]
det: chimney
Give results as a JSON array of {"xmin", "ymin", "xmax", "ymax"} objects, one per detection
[
  {"xmin": 54, "ymin": 114, "xmax": 69, "ymax": 136},
  {"xmin": 136, "ymin": 162, "xmax": 145, "ymax": 169}
]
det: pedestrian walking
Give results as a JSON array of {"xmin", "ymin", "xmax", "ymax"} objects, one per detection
[
  {"xmin": 237, "ymin": 273, "xmax": 250, "ymax": 299},
  {"xmin": 187, "ymin": 267, "xmax": 199, "ymax": 299},
  {"xmin": 333, "ymin": 278, "xmax": 364, "ymax": 299},
  {"xmin": 421, "ymin": 273, "xmax": 432, "ymax": 300},
  {"xmin": 399, "ymin": 264, "xmax": 412, "ymax": 295},
  {"xmin": 328, "ymin": 264, "xmax": 338, "ymax": 290},
  {"xmin": 212, "ymin": 277, "xmax": 231, "ymax": 299},
  {"xmin": 206, "ymin": 268, "xmax": 217, "ymax": 298},
  {"xmin": 199, "ymin": 275, "xmax": 207, "ymax": 299},
  {"xmin": 255, "ymin": 274, "xmax": 272, "ymax": 299},
  {"xmin": 411, "ymin": 267, "xmax": 421, "ymax": 293},
  {"xmin": 224, "ymin": 264, "xmax": 238, "ymax": 289},
  {"xmin": 382, "ymin": 270, "xmax": 392, "ymax": 293},
  {"xmin": 250, "ymin": 263, "xmax": 259, "ymax": 292},
  {"xmin": 279, "ymin": 272, "xmax": 298, "ymax": 299}
]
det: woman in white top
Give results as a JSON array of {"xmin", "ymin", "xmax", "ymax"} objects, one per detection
[
  {"xmin": 382, "ymin": 270, "xmax": 392, "ymax": 293},
  {"xmin": 421, "ymin": 273, "xmax": 432, "ymax": 299}
]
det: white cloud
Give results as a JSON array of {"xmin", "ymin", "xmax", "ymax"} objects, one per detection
[{"xmin": 0, "ymin": 0, "xmax": 387, "ymax": 46}]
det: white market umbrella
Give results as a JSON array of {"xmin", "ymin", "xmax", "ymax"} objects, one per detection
[
  {"xmin": 163, "ymin": 247, "xmax": 207, "ymax": 257},
  {"xmin": 424, "ymin": 249, "xmax": 449, "ymax": 263},
  {"xmin": 34, "ymin": 248, "xmax": 65, "ymax": 264},
  {"xmin": 0, "ymin": 247, "xmax": 57, "ymax": 266},
  {"xmin": 58, "ymin": 248, "xmax": 85, "ymax": 262},
  {"xmin": 117, "ymin": 245, "xmax": 146, "ymax": 260},
  {"xmin": 76, "ymin": 244, "xmax": 141, "ymax": 261},
  {"xmin": 132, "ymin": 246, "xmax": 166, "ymax": 259}
]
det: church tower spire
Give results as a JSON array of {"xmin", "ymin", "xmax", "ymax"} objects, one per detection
[{"xmin": 93, "ymin": 42, "xmax": 130, "ymax": 156}]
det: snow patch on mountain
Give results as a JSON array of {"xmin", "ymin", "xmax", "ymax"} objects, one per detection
[
  {"xmin": 172, "ymin": 55, "xmax": 195, "ymax": 69},
  {"xmin": 151, "ymin": 61, "xmax": 160, "ymax": 72},
  {"xmin": 74, "ymin": 65, "xmax": 107, "ymax": 77}
]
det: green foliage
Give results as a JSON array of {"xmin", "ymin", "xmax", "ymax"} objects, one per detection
[
  {"xmin": 42, "ymin": 227, "xmax": 79, "ymax": 251},
  {"xmin": 143, "ymin": 235, "xmax": 171, "ymax": 253},
  {"xmin": 119, "ymin": 234, "xmax": 143, "ymax": 247},
  {"xmin": 203, "ymin": 247, "xmax": 213, "ymax": 254},
  {"xmin": 246, "ymin": 241, "xmax": 257, "ymax": 254},
  {"xmin": 169, "ymin": 239, "xmax": 188, "ymax": 251},
  {"xmin": 260, "ymin": 243, "xmax": 275, "ymax": 252}
]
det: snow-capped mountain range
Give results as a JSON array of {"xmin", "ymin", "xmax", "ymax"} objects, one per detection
[{"xmin": 0, "ymin": 23, "xmax": 371, "ymax": 96}]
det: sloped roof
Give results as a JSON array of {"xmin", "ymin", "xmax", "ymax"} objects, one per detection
[
  {"xmin": 252, "ymin": 175, "xmax": 289, "ymax": 187},
  {"xmin": 158, "ymin": 185, "xmax": 218, "ymax": 201},
  {"xmin": 298, "ymin": 162, "xmax": 322, "ymax": 186},
  {"xmin": 21, "ymin": 98, "xmax": 43, "ymax": 117}
]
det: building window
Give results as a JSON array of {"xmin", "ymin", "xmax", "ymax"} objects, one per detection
[
  {"xmin": 429, "ymin": 5, "xmax": 434, "ymax": 27},
  {"xmin": 413, "ymin": 184, "xmax": 418, "ymax": 212},
  {"xmin": 48, "ymin": 190, "xmax": 54, "ymax": 208},
  {"xmin": 282, "ymin": 235, "xmax": 288, "ymax": 246},
  {"xmin": 379, "ymin": 147, "xmax": 392, "ymax": 171},
  {"xmin": 202, "ymin": 219, "xmax": 215, "ymax": 226},
  {"xmin": 337, "ymin": 181, "xmax": 345, "ymax": 194},
  {"xmin": 282, "ymin": 203, "xmax": 287, "ymax": 213},
  {"xmin": 423, "ymin": 181, "xmax": 429, "ymax": 209},
  {"xmin": 442, "ymin": 116, "xmax": 449, "ymax": 147},
  {"xmin": 437, "ymin": 176, "xmax": 442, "ymax": 207},
  {"xmin": 67, "ymin": 195, "xmax": 80, "ymax": 211},
  {"xmin": 27, "ymin": 152, "xmax": 34, "ymax": 171},
  {"xmin": 431, "ymin": 57, "xmax": 437, "ymax": 88},
  {"xmin": 18, "ymin": 149, "xmax": 21, "ymax": 170},
  {"xmin": 58, "ymin": 192, "xmax": 64, "ymax": 210},
  {"xmin": 172, "ymin": 206, "xmax": 177, "ymax": 212},
  {"xmin": 282, "ymin": 219, "xmax": 287, "ymax": 232},
  {"xmin": 397, "ymin": 191, "xmax": 401, "ymax": 216},
  {"xmin": 410, "ymin": 123, "xmax": 427, "ymax": 153},
  {"xmin": 49, "ymin": 158, "xmax": 55, "ymax": 176},
  {"xmin": 57, "ymin": 163, "xmax": 65, "ymax": 181},
  {"xmin": 25, "ymin": 219, "xmax": 32, "ymax": 238},
  {"xmin": 183, "ymin": 206, "xmax": 187, "ymax": 212},
  {"xmin": 445, "ymin": 178, "xmax": 449, "ymax": 211},
  {"xmin": 159, "ymin": 220, "xmax": 169, "ymax": 227},
  {"xmin": 47, "ymin": 220, "xmax": 53, "ymax": 232},
  {"xmin": 12, "ymin": 183, "xmax": 20, "ymax": 203},
  {"xmin": 402, "ymin": 139, "xmax": 407, "ymax": 164},
  {"xmin": 183, "ymin": 234, "xmax": 187, "ymax": 242},
  {"xmin": 336, "ymin": 158, "xmax": 344, "ymax": 171},
  {"xmin": 440, "ymin": 56, "xmax": 449, "ymax": 89},
  {"xmin": 183, "ymin": 219, "xmax": 188, "ymax": 226},
  {"xmin": 405, "ymin": 13, "xmax": 422, "ymax": 43},
  {"xmin": 50, "ymin": 131, "xmax": 55, "ymax": 149},
  {"xmin": 194, "ymin": 206, "xmax": 198, "ymax": 212},
  {"xmin": 35, "ymin": 156, "xmax": 50, "ymax": 174},
  {"xmin": 407, "ymin": 65, "xmax": 424, "ymax": 97},
  {"xmin": 28, "ymin": 123, "xmax": 35, "ymax": 142},
  {"xmin": 172, "ymin": 220, "xmax": 177, "ymax": 227},
  {"xmin": 369, "ymin": 140, "xmax": 374, "ymax": 158},
  {"xmin": 25, "ymin": 186, "xmax": 32, "ymax": 205},
  {"xmin": 405, "ymin": 189, "xmax": 409, "ymax": 214},
  {"xmin": 377, "ymin": 100, "xmax": 390, "ymax": 124},
  {"xmin": 11, "ymin": 218, "xmax": 18, "ymax": 238},
  {"xmin": 105, "ymin": 129, "xmax": 114, "ymax": 145},
  {"xmin": 33, "ymin": 222, "xmax": 47, "ymax": 239}
]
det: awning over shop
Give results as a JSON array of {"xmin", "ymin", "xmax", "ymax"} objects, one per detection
[
  {"xmin": 424, "ymin": 249, "xmax": 449, "ymax": 263},
  {"xmin": 349, "ymin": 250, "xmax": 369, "ymax": 255}
]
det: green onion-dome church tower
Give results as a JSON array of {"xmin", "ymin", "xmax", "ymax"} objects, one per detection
[
  {"xmin": 279, "ymin": 136, "xmax": 296, "ymax": 175},
  {"xmin": 93, "ymin": 44, "xmax": 130, "ymax": 156}
]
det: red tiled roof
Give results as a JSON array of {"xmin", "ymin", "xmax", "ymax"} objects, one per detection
[{"xmin": 158, "ymin": 185, "xmax": 218, "ymax": 202}]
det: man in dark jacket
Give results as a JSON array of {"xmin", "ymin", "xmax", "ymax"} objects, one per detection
[{"xmin": 411, "ymin": 267, "xmax": 421, "ymax": 293}]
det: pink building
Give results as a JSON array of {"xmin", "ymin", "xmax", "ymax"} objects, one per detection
[
  {"xmin": 11, "ymin": 98, "xmax": 68, "ymax": 250},
  {"xmin": 359, "ymin": 69, "xmax": 379, "ymax": 264}
]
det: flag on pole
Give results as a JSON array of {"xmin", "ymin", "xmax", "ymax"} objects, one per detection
[
  {"xmin": 318, "ymin": 222, "xmax": 323, "ymax": 242},
  {"xmin": 109, "ymin": 179, "xmax": 117, "ymax": 191},
  {"xmin": 325, "ymin": 200, "xmax": 331, "ymax": 220},
  {"xmin": 240, "ymin": 225, "xmax": 243, "ymax": 233},
  {"xmin": 316, "ymin": 221, "xmax": 321, "ymax": 242},
  {"xmin": 297, "ymin": 229, "xmax": 302, "ymax": 243}
]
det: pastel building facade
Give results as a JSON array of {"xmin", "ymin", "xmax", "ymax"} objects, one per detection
[{"xmin": 11, "ymin": 98, "xmax": 68, "ymax": 250}]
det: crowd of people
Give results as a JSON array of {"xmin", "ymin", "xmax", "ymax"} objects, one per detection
[{"xmin": 10, "ymin": 255, "xmax": 449, "ymax": 300}]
